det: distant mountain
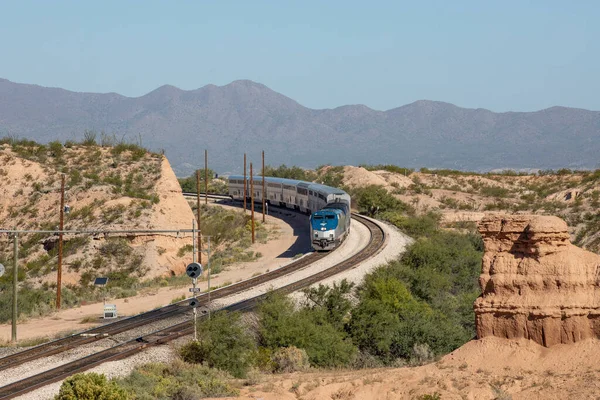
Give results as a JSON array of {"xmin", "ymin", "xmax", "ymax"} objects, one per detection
[{"xmin": 1, "ymin": 78, "xmax": 599, "ymax": 175}]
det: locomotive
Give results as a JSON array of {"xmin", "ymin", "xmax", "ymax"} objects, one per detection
[{"xmin": 228, "ymin": 176, "xmax": 351, "ymax": 251}]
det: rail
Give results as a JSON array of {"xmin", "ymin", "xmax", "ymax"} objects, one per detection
[{"xmin": 0, "ymin": 214, "xmax": 385, "ymax": 399}]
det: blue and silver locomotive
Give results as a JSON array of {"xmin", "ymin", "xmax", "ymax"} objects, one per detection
[{"xmin": 228, "ymin": 176, "xmax": 351, "ymax": 251}]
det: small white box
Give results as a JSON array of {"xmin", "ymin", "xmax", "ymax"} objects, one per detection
[{"xmin": 103, "ymin": 304, "xmax": 117, "ymax": 319}]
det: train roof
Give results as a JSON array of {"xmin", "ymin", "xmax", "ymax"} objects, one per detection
[
  {"xmin": 228, "ymin": 175, "xmax": 348, "ymax": 197},
  {"xmin": 228, "ymin": 175, "xmax": 304, "ymax": 186}
]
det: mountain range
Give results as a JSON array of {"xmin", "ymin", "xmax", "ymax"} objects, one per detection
[{"xmin": 1, "ymin": 78, "xmax": 599, "ymax": 176}]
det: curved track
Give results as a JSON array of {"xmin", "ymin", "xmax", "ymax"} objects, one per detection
[{"xmin": 0, "ymin": 214, "xmax": 384, "ymax": 399}]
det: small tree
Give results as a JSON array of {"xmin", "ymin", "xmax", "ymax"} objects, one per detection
[
  {"xmin": 179, "ymin": 311, "xmax": 255, "ymax": 378},
  {"xmin": 352, "ymin": 185, "xmax": 412, "ymax": 216},
  {"xmin": 55, "ymin": 372, "xmax": 128, "ymax": 400}
]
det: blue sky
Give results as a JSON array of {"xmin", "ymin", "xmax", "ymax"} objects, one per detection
[{"xmin": 1, "ymin": 1, "xmax": 598, "ymax": 112}]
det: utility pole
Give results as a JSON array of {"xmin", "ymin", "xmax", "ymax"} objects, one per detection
[
  {"xmin": 243, "ymin": 153, "xmax": 247, "ymax": 213},
  {"xmin": 12, "ymin": 231, "xmax": 18, "ymax": 343},
  {"xmin": 57, "ymin": 174, "xmax": 65, "ymax": 309},
  {"xmin": 192, "ymin": 219, "xmax": 196, "ymax": 263},
  {"xmin": 204, "ymin": 149, "xmax": 208, "ymax": 205},
  {"xmin": 262, "ymin": 150, "xmax": 265, "ymax": 223},
  {"xmin": 196, "ymin": 170, "xmax": 202, "ymax": 264},
  {"xmin": 207, "ymin": 236, "xmax": 211, "ymax": 320},
  {"xmin": 250, "ymin": 163, "xmax": 255, "ymax": 244}
]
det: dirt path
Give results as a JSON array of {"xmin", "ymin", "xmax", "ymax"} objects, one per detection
[{"xmin": 0, "ymin": 202, "xmax": 310, "ymax": 343}]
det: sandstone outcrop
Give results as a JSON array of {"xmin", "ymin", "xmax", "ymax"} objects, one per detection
[{"xmin": 474, "ymin": 215, "xmax": 600, "ymax": 347}]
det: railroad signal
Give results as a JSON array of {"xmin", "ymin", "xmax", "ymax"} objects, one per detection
[
  {"xmin": 186, "ymin": 262, "xmax": 203, "ymax": 279},
  {"xmin": 189, "ymin": 298, "xmax": 199, "ymax": 308}
]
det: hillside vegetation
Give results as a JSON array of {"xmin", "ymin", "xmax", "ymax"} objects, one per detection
[
  {"xmin": 337, "ymin": 165, "xmax": 600, "ymax": 254},
  {"xmin": 0, "ymin": 134, "xmax": 194, "ymax": 322}
]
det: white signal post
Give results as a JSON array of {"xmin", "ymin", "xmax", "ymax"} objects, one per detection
[{"xmin": 186, "ymin": 261, "xmax": 203, "ymax": 342}]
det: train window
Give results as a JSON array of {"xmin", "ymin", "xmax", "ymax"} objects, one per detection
[
  {"xmin": 325, "ymin": 215, "xmax": 335, "ymax": 219},
  {"xmin": 313, "ymin": 215, "xmax": 323, "ymax": 220},
  {"xmin": 309, "ymin": 190, "xmax": 313, "ymax": 195}
]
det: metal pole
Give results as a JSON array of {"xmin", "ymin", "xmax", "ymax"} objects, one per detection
[
  {"xmin": 250, "ymin": 163, "xmax": 255, "ymax": 244},
  {"xmin": 193, "ymin": 277, "xmax": 198, "ymax": 341},
  {"xmin": 205, "ymin": 149, "xmax": 208, "ymax": 205},
  {"xmin": 192, "ymin": 219, "xmax": 196, "ymax": 263},
  {"xmin": 262, "ymin": 150, "xmax": 265, "ymax": 223},
  {"xmin": 243, "ymin": 154, "xmax": 247, "ymax": 213},
  {"xmin": 207, "ymin": 236, "xmax": 211, "ymax": 320},
  {"xmin": 196, "ymin": 170, "xmax": 202, "ymax": 264},
  {"xmin": 57, "ymin": 174, "xmax": 65, "ymax": 309},
  {"xmin": 12, "ymin": 231, "xmax": 18, "ymax": 343}
]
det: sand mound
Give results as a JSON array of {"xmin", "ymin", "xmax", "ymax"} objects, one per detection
[
  {"xmin": 342, "ymin": 166, "xmax": 390, "ymax": 188},
  {"xmin": 442, "ymin": 336, "xmax": 600, "ymax": 374}
]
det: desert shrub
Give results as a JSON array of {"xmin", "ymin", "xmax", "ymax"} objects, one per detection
[
  {"xmin": 179, "ymin": 311, "xmax": 255, "ymax": 378},
  {"xmin": 348, "ymin": 275, "xmax": 465, "ymax": 363},
  {"xmin": 264, "ymin": 164, "xmax": 317, "ymax": 181},
  {"xmin": 101, "ymin": 204, "xmax": 126, "ymax": 224},
  {"xmin": 351, "ymin": 185, "xmax": 412, "ymax": 216},
  {"xmin": 48, "ymin": 141, "xmax": 64, "ymax": 158},
  {"xmin": 55, "ymin": 372, "xmax": 128, "ymax": 400},
  {"xmin": 258, "ymin": 292, "xmax": 357, "ymax": 368},
  {"xmin": 347, "ymin": 226, "xmax": 482, "ymax": 364},
  {"xmin": 381, "ymin": 211, "xmax": 440, "ymax": 237},
  {"xmin": 301, "ymin": 280, "xmax": 354, "ymax": 330},
  {"xmin": 81, "ymin": 130, "xmax": 97, "ymax": 146},
  {"xmin": 116, "ymin": 360, "xmax": 238, "ymax": 399},
  {"xmin": 479, "ymin": 185, "xmax": 510, "ymax": 198},
  {"xmin": 271, "ymin": 346, "xmax": 310, "ymax": 373},
  {"xmin": 359, "ymin": 164, "xmax": 413, "ymax": 175},
  {"xmin": 176, "ymin": 244, "xmax": 193, "ymax": 258},
  {"xmin": 178, "ymin": 168, "xmax": 215, "ymax": 192}
]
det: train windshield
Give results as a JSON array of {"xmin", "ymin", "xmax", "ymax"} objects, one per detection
[
  {"xmin": 325, "ymin": 215, "xmax": 335, "ymax": 219},
  {"xmin": 313, "ymin": 215, "xmax": 323, "ymax": 220}
]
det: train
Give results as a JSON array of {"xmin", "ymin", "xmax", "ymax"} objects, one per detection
[{"xmin": 228, "ymin": 176, "xmax": 351, "ymax": 251}]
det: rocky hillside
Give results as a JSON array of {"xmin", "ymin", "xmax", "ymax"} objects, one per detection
[
  {"xmin": 338, "ymin": 165, "xmax": 600, "ymax": 253},
  {"xmin": 1, "ymin": 78, "xmax": 599, "ymax": 175},
  {"xmin": 0, "ymin": 139, "xmax": 195, "ymax": 300}
]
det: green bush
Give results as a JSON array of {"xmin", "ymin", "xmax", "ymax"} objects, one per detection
[
  {"xmin": 116, "ymin": 360, "xmax": 238, "ymax": 399},
  {"xmin": 346, "ymin": 226, "xmax": 483, "ymax": 364},
  {"xmin": 381, "ymin": 211, "xmax": 440, "ymax": 237},
  {"xmin": 55, "ymin": 372, "xmax": 128, "ymax": 400},
  {"xmin": 179, "ymin": 311, "xmax": 255, "ymax": 378},
  {"xmin": 348, "ymin": 276, "xmax": 465, "ymax": 363},
  {"xmin": 351, "ymin": 185, "xmax": 413, "ymax": 216},
  {"xmin": 271, "ymin": 346, "xmax": 310, "ymax": 373},
  {"xmin": 258, "ymin": 292, "xmax": 357, "ymax": 368}
]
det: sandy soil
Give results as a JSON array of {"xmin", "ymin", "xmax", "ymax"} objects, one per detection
[
  {"xmin": 222, "ymin": 337, "xmax": 600, "ymax": 400},
  {"xmin": 0, "ymin": 201, "xmax": 310, "ymax": 343}
]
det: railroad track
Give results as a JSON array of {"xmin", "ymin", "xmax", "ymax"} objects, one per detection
[
  {"xmin": 0, "ymin": 195, "xmax": 307, "ymax": 374},
  {"xmin": 0, "ymin": 214, "xmax": 384, "ymax": 399}
]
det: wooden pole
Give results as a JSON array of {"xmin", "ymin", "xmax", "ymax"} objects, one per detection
[
  {"xmin": 57, "ymin": 174, "xmax": 65, "ymax": 309},
  {"xmin": 262, "ymin": 150, "xmax": 265, "ymax": 223},
  {"xmin": 12, "ymin": 231, "xmax": 18, "ymax": 343},
  {"xmin": 207, "ymin": 236, "xmax": 211, "ymax": 320},
  {"xmin": 250, "ymin": 162, "xmax": 255, "ymax": 244},
  {"xmin": 204, "ymin": 149, "xmax": 208, "ymax": 205},
  {"xmin": 243, "ymin": 154, "xmax": 247, "ymax": 213},
  {"xmin": 196, "ymin": 170, "xmax": 202, "ymax": 264}
]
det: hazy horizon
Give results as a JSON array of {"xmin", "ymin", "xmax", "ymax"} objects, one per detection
[{"xmin": 1, "ymin": 1, "xmax": 598, "ymax": 113}]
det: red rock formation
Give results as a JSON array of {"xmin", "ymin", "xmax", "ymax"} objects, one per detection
[{"xmin": 474, "ymin": 215, "xmax": 600, "ymax": 347}]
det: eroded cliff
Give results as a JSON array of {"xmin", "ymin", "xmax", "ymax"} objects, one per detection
[{"xmin": 474, "ymin": 215, "xmax": 600, "ymax": 346}]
